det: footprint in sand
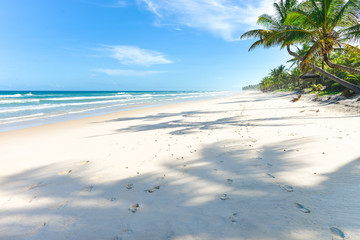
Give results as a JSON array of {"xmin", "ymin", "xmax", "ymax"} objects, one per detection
[
  {"xmin": 279, "ymin": 184, "xmax": 293, "ymax": 192},
  {"xmin": 77, "ymin": 160, "xmax": 90, "ymax": 166},
  {"xmin": 266, "ymin": 173, "xmax": 275, "ymax": 178},
  {"xmin": 126, "ymin": 184, "xmax": 134, "ymax": 190},
  {"xmin": 58, "ymin": 170, "xmax": 72, "ymax": 176},
  {"xmin": 229, "ymin": 213, "xmax": 238, "ymax": 223},
  {"xmin": 129, "ymin": 203, "xmax": 140, "ymax": 213},
  {"xmin": 81, "ymin": 185, "xmax": 94, "ymax": 192},
  {"xmin": 63, "ymin": 217, "xmax": 79, "ymax": 229},
  {"xmin": 226, "ymin": 179, "xmax": 233, "ymax": 184},
  {"xmin": 113, "ymin": 229, "xmax": 133, "ymax": 240},
  {"xmin": 330, "ymin": 227, "xmax": 345, "ymax": 239},
  {"xmin": 294, "ymin": 203, "xmax": 310, "ymax": 213},
  {"xmin": 26, "ymin": 182, "xmax": 45, "ymax": 190},
  {"xmin": 220, "ymin": 194, "xmax": 230, "ymax": 200},
  {"xmin": 26, "ymin": 222, "xmax": 47, "ymax": 236},
  {"xmin": 145, "ymin": 186, "xmax": 160, "ymax": 193},
  {"xmin": 28, "ymin": 196, "xmax": 37, "ymax": 203},
  {"xmin": 50, "ymin": 201, "xmax": 68, "ymax": 210}
]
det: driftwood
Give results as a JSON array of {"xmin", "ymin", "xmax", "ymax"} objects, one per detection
[{"xmin": 290, "ymin": 94, "xmax": 301, "ymax": 103}]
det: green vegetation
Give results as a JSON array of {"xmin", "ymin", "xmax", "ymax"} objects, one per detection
[
  {"xmin": 241, "ymin": 0, "xmax": 360, "ymax": 94},
  {"xmin": 242, "ymin": 84, "xmax": 260, "ymax": 91}
]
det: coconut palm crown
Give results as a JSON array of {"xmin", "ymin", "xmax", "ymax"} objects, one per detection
[
  {"xmin": 284, "ymin": 0, "xmax": 360, "ymax": 74},
  {"xmin": 240, "ymin": 0, "xmax": 299, "ymax": 50}
]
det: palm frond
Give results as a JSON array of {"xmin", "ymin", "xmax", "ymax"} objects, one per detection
[
  {"xmin": 332, "ymin": 0, "xmax": 360, "ymax": 29},
  {"xmin": 248, "ymin": 39, "xmax": 266, "ymax": 51},
  {"xmin": 240, "ymin": 29, "xmax": 269, "ymax": 40}
]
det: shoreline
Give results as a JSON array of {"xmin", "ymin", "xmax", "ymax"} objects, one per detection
[
  {"xmin": 1, "ymin": 91, "xmax": 359, "ymax": 239},
  {"xmin": 0, "ymin": 91, "xmax": 235, "ymax": 134}
]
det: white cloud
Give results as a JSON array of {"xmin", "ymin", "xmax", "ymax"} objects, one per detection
[
  {"xmin": 137, "ymin": 0, "xmax": 275, "ymax": 41},
  {"xmin": 105, "ymin": 45, "xmax": 173, "ymax": 66},
  {"xmin": 94, "ymin": 68, "xmax": 163, "ymax": 76},
  {"xmin": 116, "ymin": 0, "xmax": 127, "ymax": 7}
]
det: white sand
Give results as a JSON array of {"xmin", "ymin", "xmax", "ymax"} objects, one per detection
[{"xmin": 0, "ymin": 91, "xmax": 359, "ymax": 240}]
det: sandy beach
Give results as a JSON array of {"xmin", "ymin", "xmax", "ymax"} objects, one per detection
[{"xmin": 0, "ymin": 91, "xmax": 359, "ymax": 240}]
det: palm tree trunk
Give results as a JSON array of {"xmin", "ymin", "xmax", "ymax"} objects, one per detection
[
  {"xmin": 286, "ymin": 45, "xmax": 360, "ymax": 94},
  {"xmin": 324, "ymin": 55, "xmax": 360, "ymax": 76},
  {"xmin": 321, "ymin": 60, "xmax": 325, "ymax": 85}
]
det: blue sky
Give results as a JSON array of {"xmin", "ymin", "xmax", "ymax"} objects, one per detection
[{"xmin": 0, "ymin": 0, "xmax": 291, "ymax": 91}]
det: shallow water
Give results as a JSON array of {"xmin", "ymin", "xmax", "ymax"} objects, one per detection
[{"xmin": 0, "ymin": 91, "xmax": 229, "ymax": 132}]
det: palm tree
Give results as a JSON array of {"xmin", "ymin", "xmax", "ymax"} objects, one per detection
[
  {"xmin": 285, "ymin": 0, "xmax": 360, "ymax": 75},
  {"xmin": 287, "ymin": 43, "xmax": 310, "ymax": 69},
  {"xmin": 271, "ymin": 65, "xmax": 290, "ymax": 88},
  {"xmin": 241, "ymin": 0, "xmax": 360, "ymax": 93},
  {"xmin": 241, "ymin": 0, "xmax": 299, "ymax": 51},
  {"xmin": 289, "ymin": 66, "xmax": 303, "ymax": 87}
]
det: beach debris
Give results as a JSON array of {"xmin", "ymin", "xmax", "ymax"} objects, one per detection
[
  {"xmin": 279, "ymin": 184, "xmax": 293, "ymax": 192},
  {"xmin": 226, "ymin": 179, "xmax": 233, "ymax": 184},
  {"xmin": 129, "ymin": 203, "xmax": 140, "ymax": 213},
  {"xmin": 266, "ymin": 173, "xmax": 275, "ymax": 178},
  {"xmin": 108, "ymin": 197, "xmax": 116, "ymax": 202},
  {"xmin": 220, "ymin": 194, "xmax": 230, "ymax": 200},
  {"xmin": 330, "ymin": 227, "xmax": 345, "ymax": 239},
  {"xmin": 267, "ymin": 163, "xmax": 272, "ymax": 168},
  {"xmin": 229, "ymin": 213, "xmax": 238, "ymax": 223},
  {"xmin": 294, "ymin": 203, "xmax": 310, "ymax": 213},
  {"xmin": 145, "ymin": 186, "xmax": 160, "ymax": 193},
  {"xmin": 26, "ymin": 182, "xmax": 45, "ymax": 190},
  {"xmin": 58, "ymin": 170, "xmax": 72, "ymax": 175},
  {"xmin": 290, "ymin": 94, "xmax": 301, "ymax": 103},
  {"xmin": 126, "ymin": 184, "xmax": 134, "ymax": 189}
]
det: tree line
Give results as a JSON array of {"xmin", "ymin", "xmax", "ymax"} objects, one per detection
[{"xmin": 241, "ymin": 0, "xmax": 360, "ymax": 94}]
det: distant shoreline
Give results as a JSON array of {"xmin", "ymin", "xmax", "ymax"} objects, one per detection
[{"xmin": 0, "ymin": 91, "xmax": 234, "ymax": 133}]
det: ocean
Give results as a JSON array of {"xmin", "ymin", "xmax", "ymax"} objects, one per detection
[{"xmin": 0, "ymin": 91, "xmax": 229, "ymax": 132}]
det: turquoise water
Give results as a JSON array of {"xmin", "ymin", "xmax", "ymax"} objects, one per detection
[{"xmin": 0, "ymin": 91, "xmax": 228, "ymax": 132}]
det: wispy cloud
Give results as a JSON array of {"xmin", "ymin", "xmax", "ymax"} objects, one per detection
[
  {"xmin": 94, "ymin": 68, "xmax": 163, "ymax": 76},
  {"xmin": 104, "ymin": 45, "xmax": 173, "ymax": 66},
  {"xmin": 115, "ymin": 0, "xmax": 127, "ymax": 8},
  {"xmin": 137, "ymin": 0, "xmax": 275, "ymax": 41}
]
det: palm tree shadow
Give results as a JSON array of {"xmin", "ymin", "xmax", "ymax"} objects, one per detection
[{"xmin": 1, "ymin": 137, "xmax": 359, "ymax": 239}]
